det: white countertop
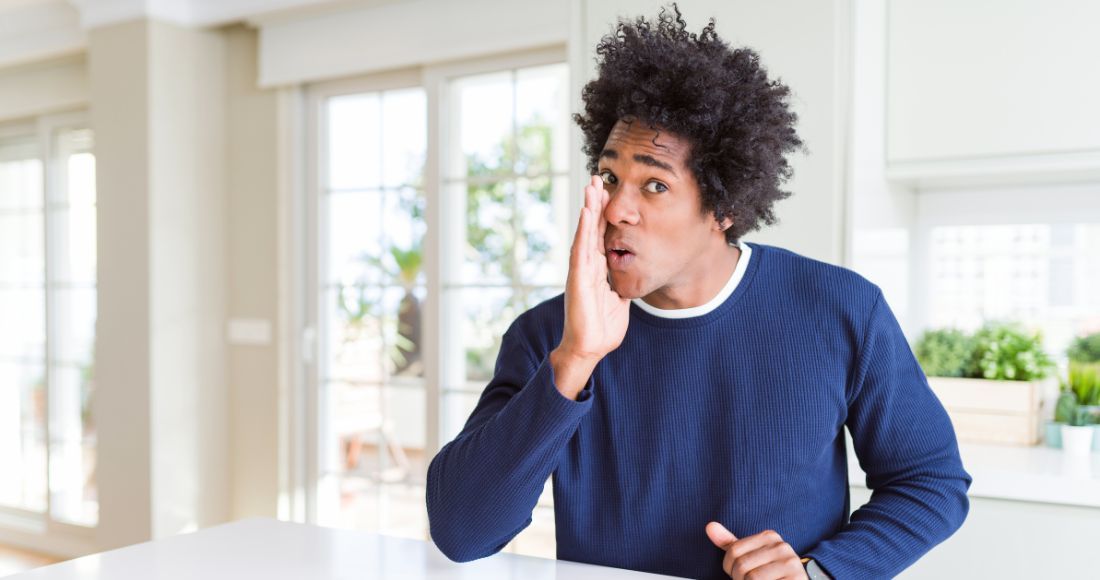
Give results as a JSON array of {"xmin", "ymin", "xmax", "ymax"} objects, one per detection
[
  {"xmin": 847, "ymin": 437, "xmax": 1100, "ymax": 508},
  {"xmin": 10, "ymin": 518, "xmax": 686, "ymax": 580}
]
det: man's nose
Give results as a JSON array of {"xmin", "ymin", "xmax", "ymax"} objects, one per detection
[{"xmin": 603, "ymin": 187, "xmax": 640, "ymax": 226}]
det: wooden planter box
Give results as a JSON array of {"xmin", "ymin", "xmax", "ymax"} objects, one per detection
[{"xmin": 927, "ymin": 376, "xmax": 1053, "ymax": 446}]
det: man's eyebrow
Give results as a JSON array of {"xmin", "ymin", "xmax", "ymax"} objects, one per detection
[
  {"xmin": 599, "ymin": 148, "xmax": 677, "ymax": 176},
  {"xmin": 633, "ymin": 154, "xmax": 676, "ymax": 175}
]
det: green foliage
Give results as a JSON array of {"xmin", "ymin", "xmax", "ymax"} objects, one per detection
[
  {"xmin": 1067, "ymin": 362, "xmax": 1100, "ymax": 406},
  {"xmin": 1055, "ymin": 390, "xmax": 1078, "ymax": 424},
  {"xmin": 465, "ymin": 120, "xmax": 555, "ymax": 283},
  {"xmin": 1066, "ymin": 332, "xmax": 1100, "ymax": 363},
  {"xmin": 914, "ymin": 329, "xmax": 973, "ymax": 377},
  {"xmin": 966, "ymin": 321, "xmax": 1055, "ymax": 381},
  {"xmin": 916, "ymin": 322, "xmax": 1055, "ymax": 381}
]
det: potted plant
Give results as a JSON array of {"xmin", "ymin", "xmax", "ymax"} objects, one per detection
[
  {"xmin": 1061, "ymin": 403, "xmax": 1095, "ymax": 456},
  {"xmin": 1059, "ymin": 361, "xmax": 1100, "ymax": 454},
  {"xmin": 1066, "ymin": 332, "xmax": 1100, "ymax": 451},
  {"xmin": 916, "ymin": 321, "xmax": 1056, "ymax": 445}
]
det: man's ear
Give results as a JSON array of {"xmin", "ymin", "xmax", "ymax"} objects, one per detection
[{"xmin": 716, "ymin": 217, "xmax": 733, "ymax": 232}]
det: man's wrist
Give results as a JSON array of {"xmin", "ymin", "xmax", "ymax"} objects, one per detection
[{"xmin": 548, "ymin": 347, "xmax": 600, "ymax": 400}]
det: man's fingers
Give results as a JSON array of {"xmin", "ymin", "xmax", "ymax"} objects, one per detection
[
  {"xmin": 727, "ymin": 542, "xmax": 792, "ymax": 579},
  {"xmin": 705, "ymin": 521, "xmax": 737, "ymax": 550},
  {"xmin": 594, "ymin": 175, "xmax": 608, "ymax": 255},
  {"xmin": 571, "ymin": 206, "xmax": 588, "ymax": 271},
  {"xmin": 726, "ymin": 530, "xmax": 782, "ymax": 560}
]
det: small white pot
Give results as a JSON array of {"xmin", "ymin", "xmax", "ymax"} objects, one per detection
[{"xmin": 1061, "ymin": 425, "xmax": 1094, "ymax": 456}]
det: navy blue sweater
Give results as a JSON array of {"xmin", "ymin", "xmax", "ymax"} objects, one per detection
[{"xmin": 426, "ymin": 241, "xmax": 972, "ymax": 579}]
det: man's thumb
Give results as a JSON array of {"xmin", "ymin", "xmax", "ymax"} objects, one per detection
[{"xmin": 706, "ymin": 521, "xmax": 737, "ymax": 549}]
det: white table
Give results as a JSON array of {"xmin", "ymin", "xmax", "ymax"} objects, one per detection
[{"xmin": 10, "ymin": 518, "xmax": 686, "ymax": 579}]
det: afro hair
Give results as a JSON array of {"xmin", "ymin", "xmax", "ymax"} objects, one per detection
[{"xmin": 574, "ymin": 3, "xmax": 804, "ymax": 244}]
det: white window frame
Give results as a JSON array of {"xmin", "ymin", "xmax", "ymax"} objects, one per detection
[
  {"xmin": 0, "ymin": 109, "xmax": 97, "ymax": 556},
  {"xmin": 296, "ymin": 46, "xmax": 569, "ymax": 525}
]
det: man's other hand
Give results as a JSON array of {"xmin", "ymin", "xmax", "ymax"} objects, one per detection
[{"xmin": 706, "ymin": 522, "xmax": 808, "ymax": 580}]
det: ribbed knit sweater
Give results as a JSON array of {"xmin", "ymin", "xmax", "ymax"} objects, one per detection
[{"xmin": 426, "ymin": 241, "xmax": 972, "ymax": 579}]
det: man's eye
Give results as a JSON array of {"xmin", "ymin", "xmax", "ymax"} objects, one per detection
[
  {"xmin": 598, "ymin": 170, "xmax": 617, "ymax": 185},
  {"xmin": 644, "ymin": 181, "xmax": 668, "ymax": 193}
]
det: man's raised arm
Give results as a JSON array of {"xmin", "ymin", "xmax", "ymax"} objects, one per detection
[{"xmin": 425, "ymin": 176, "xmax": 628, "ymax": 561}]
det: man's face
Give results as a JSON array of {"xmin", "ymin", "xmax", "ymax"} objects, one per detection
[{"xmin": 598, "ymin": 118, "xmax": 724, "ymax": 300}]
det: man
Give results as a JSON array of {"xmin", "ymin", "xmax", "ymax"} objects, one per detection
[{"xmin": 426, "ymin": 5, "xmax": 971, "ymax": 579}]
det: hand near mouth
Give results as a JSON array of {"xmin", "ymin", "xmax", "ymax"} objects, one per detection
[{"xmin": 550, "ymin": 175, "xmax": 630, "ymax": 400}]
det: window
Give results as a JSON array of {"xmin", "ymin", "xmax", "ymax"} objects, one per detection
[
  {"xmin": 911, "ymin": 185, "xmax": 1100, "ymax": 361},
  {"xmin": 305, "ymin": 51, "xmax": 570, "ymax": 557},
  {"xmin": 926, "ymin": 223, "xmax": 1100, "ymax": 357},
  {"xmin": 0, "ymin": 118, "xmax": 97, "ymax": 528}
]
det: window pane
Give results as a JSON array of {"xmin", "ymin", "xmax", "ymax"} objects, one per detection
[
  {"xmin": 49, "ymin": 365, "xmax": 97, "ymax": 525},
  {"xmin": 927, "ymin": 223, "xmax": 1100, "ymax": 356},
  {"xmin": 0, "ymin": 213, "xmax": 44, "ymax": 285},
  {"xmin": 454, "ymin": 287, "xmax": 519, "ymax": 383},
  {"xmin": 517, "ymin": 176, "xmax": 569, "ymax": 286},
  {"xmin": 326, "ymin": 192, "xmax": 385, "ymax": 286},
  {"xmin": 515, "ymin": 63, "xmax": 569, "ymax": 175},
  {"xmin": 380, "ymin": 188, "xmax": 426, "ymax": 287},
  {"xmin": 327, "ymin": 93, "xmax": 382, "ymax": 190},
  {"xmin": 0, "ymin": 289, "xmax": 45, "ymax": 360},
  {"xmin": 381, "ymin": 286, "xmax": 426, "ymax": 379},
  {"xmin": 462, "ymin": 180, "xmax": 515, "ymax": 285},
  {"xmin": 381, "ymin": 89, "xmax": 427, "ymax": 188},
  {"xmin": 48, "ymin": 206, "xmax": 97, "ymax": 285},
  {"xmin": 65, "ymin": 150, "xmax": 97, "ymax": 207},
  {"xmin": 0, "ymin": 145, "xmax": 42, "ymax": 210},
  {"xmin": 442, "ymin": 390, "xmax": 482, "ymax": 446},
  {"xmin": 326, "ymin": 286, "xmax": 386, "ymax": 383},
  {"xmin": 451, "ymin": 71, "xmax": 514, "ymax": 179},
  {"xmin": 0, "ymin": 362, "xmax": 47, "ymax": 512},
  {"xmin": 51, "ymin": 288, "xmax": 96, "ymax": 367}
]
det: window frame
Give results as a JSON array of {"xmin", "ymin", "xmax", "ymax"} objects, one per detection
[
  {"xmin": 0, "ymin": 109, "xmax": 97, "ymax": 549},
  {"xmin": 300, "ymin": 46, "xmax": 569, "ymax": 525}
]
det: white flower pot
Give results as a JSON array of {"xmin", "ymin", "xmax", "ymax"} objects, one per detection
[{"xmin": 1060, "ymin": 425, "xmax": 1094, "ymax": 456}]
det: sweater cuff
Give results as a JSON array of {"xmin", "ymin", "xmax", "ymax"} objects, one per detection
[{"xmin": 535, "ymin": 350, "xmax": 596, "ymax": 406}]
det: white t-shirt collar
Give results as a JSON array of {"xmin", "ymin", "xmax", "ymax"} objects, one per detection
[{"xmin": 631, "ymin": 240, "xmax": 751, "ymax": 319}]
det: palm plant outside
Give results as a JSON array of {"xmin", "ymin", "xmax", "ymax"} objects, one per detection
[{"xmin": 337, "ymin": 116, "xmax": 556, "ymax": 381}]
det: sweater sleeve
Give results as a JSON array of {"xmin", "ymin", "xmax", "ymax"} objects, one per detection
[
  {"xmin": 803, "ymin": 288, "xmax": 972, "ymax": 578},
  {"xmin": 426, "ymin": 320, "xmax": 594, "ymax": 562}
]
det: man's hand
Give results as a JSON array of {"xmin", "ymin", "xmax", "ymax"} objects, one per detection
[
  {"xmin": 706, "ymin": 522, "xmax": 808, "ymax": 580},
  {"xmin": 550, "ymin": 175, "xmax": 630, "ymax": 399}
]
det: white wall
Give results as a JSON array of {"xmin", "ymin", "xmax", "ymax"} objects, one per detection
[
  {"xmin": 90, "ymin": 18, "xmax": 230, "ymax": 550},
  {"xmin": 573, "ymin": 0, "xmax": 852, "ymax": 264},
  {"xmin": 0, "ymin": 55, "xmax": 88, "ymax": 123},
  {"xmin": 258, "ymin": 0, "xmax": 569, "ymax": 87},
  {"xmin": 848, "ymin": 0, "xmax": 916, "ymax": 334}
]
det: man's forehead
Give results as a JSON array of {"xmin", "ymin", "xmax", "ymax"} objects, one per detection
[{"xmin": 602, "ymin": 118, "xmax": 689, "ymax": 160}]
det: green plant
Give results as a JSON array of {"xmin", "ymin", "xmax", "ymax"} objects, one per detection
[
  {"xmin": 915, "ymin": 329, "xmax": 973, "ymax": 377},
  {"xmin": 1055, "ymin": 390, "xmax": 1078, "ymax": 423},
  {"xmin": 1067, "ymin": 332, "xmax": 1100, "ymax": 363},
  {"xmin": 1068, "ymin": 362, "xmax": 1100, "ymax": 405},
  {"xmin": 966, "ymin": 321, "xmax": 1055, "ymax": 381}
]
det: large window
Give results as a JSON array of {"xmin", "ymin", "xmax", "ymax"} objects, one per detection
[
  {"xmin": 306, "ymin": 51, "xmax": 570, "ymax": 557},
  {"xmin": 911, "ymin": 185, "xmax": 1100, "ymax": 362},
  {"xmin": 925, "ymin": 223, "xmax": 1100, "ymax": 357},
  {"xmin": 0, "ymin": 118, "xmax": 97, "ymax": 529}
]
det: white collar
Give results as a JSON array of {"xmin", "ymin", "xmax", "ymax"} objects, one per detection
[{"xmin": 632, "ymin": 241, "xmax": 751, "ymax": 319}]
